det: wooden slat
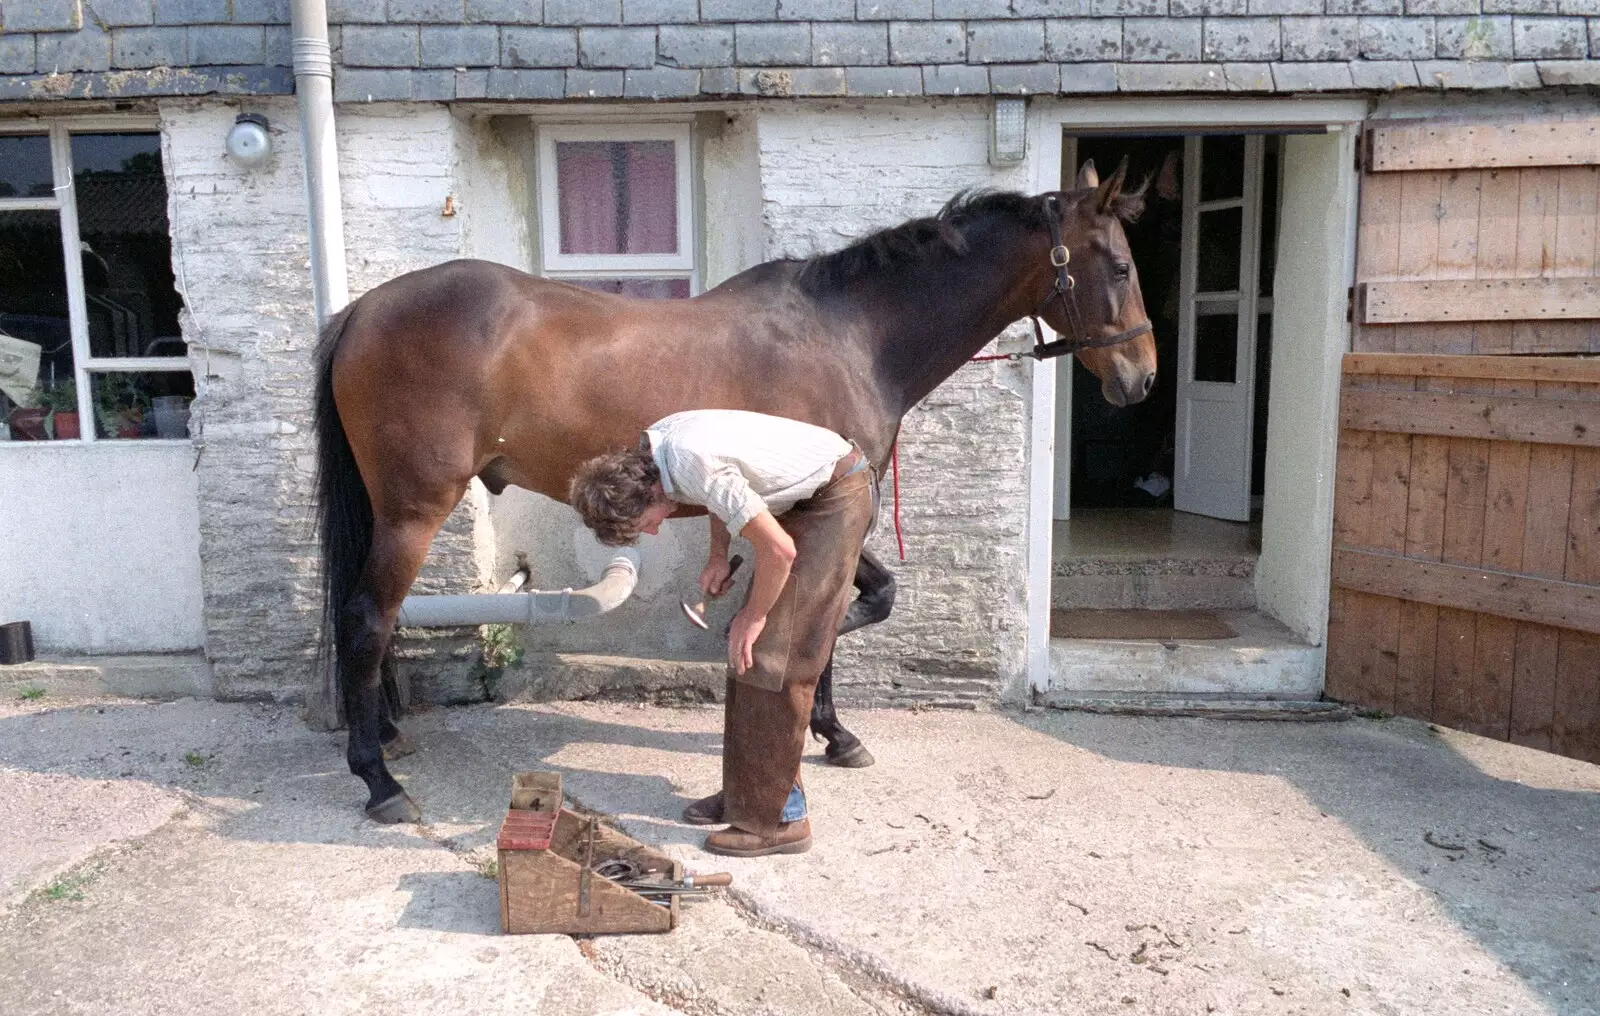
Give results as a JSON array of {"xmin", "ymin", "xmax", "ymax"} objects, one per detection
[
  {"xmin": 1366, "ymin": 121, "xmax": 1600, "ymax": 173},
  {"xmin": 1339, "ymin": 388, "xmax": 1600, "ymax": 447},
  {"xmin": 1555, "ymin": 447, "xmax": 1600, "ymax": 763},
  {"xmin": 1433, "ymin": 415, "xmax": 1491, "ymax": 731},
  {"xmin": 1553, "ymin": 165, "xmax": 1599, "ymax": 279},
  {"xmin": 1516, "ymin": 167, "xmax": 1560, "ymax": 281},
  {"xmin": 1360, "ymin": 278, "xmax": 1600, "ymax": 324},
  {"xmin": 1470, "ymin": 377, "xmax": 1533, "ymax": 739},
  {"xmin": 1342, "ymin": 352, "xmax": 1600, "ymax": 383},
  {"xmin": 1326, "ymin": 426, "xmax": 1378, "ymax": 704},
  {"xmin": 1330, "ymin": 548, "xmax": 1600, "ymax": 636},
  {"xmin": 1395, "ymin": 411, "xmax": 1451, "ymax": 719},
  {"xmin": 1510, "ymin": 407, "xmax": 1577, "ymax": 749}
]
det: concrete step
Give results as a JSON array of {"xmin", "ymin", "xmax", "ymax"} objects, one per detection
[
  {"xmin": 0, "ymin": 653, "xmax": 213, "ymax": 699},
  {"xmin": 1042, "ymin": 610, "xmax": 1321, "ymax": 699},
  {"xmin": 1052, "ymin": 553, "xmax": 1257, "ymax": 610}
]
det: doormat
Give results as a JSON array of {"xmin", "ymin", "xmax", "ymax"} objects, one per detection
[{"xmin": 1051, "ymin": 608, "xmax": 1237, "ymax": 641}]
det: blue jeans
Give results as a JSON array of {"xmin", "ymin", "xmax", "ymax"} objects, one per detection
[{"xmin": 780, "ymin": 783, "xmax": 806, "ymax": 823}]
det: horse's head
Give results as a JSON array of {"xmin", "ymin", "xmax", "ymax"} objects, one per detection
[{"xmin": 1036, "ymin": 160, "xmax": 1157, "ymax": 408}]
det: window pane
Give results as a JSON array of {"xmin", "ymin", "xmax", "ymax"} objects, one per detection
[
  {"xmin": 556, "ymin": 140, "xmax": 677, "ymax": 256},
  {"xmin": 567, "ymin": 278, "xmax": 690, "ymax": 299},
  {"xmin": 1196, "ymin": 206, "xmax": 1242, "ymax": 293},
  {"xmin": 1193, "ymin": 311, "xmax": 1239, "ymax": 384},
  {"xmin": 89, "ymin": 370, "xmax": 195, "ymax": 440},
  {"xmin": 1200, "ymin": 135, "xmax": 1245, "ymax": 202},
  {"xmin": 71, "ymin": 133, "xmax": 184, "ymax": 360},
  {"xmin": 1, "ymin": 209, "xmax": 78, "ymax": 442},
  {"xmin": 0, "ymin": 135, "xmax": 54, "ymax": 199}
]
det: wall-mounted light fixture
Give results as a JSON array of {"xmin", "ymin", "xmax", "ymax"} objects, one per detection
[
  {"xmin": 226, "ymin": 113, "xmax": 272, "ymax": 169},
  {"xmin": 988, "ymin": 97, "xmax": 1027, "ymax": 167}
]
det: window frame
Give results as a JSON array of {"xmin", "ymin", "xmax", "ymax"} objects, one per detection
[
  {"xmin": 0, "ymin": 116, "xmax": 190, "ymax": 445},
  {"xmin": 534, "ymin": 121, "xmax": 697, "ymax": 284}
]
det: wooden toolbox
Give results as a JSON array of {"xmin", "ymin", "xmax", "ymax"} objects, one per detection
[{"xmin": 497, "ymin": 771, "xmax": 681, "ymax": 935}]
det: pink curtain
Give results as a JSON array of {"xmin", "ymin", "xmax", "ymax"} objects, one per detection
[
  {"xmin": 556, "ymin": 142, "xmax": 618, "ymax": 255},
  {"xmin": 624, "ymin": 141, "xmax": 676, "ymax": 255},
  {"xmin": 557, "ymin": 141, "xmax": 677, "ymax": 256}
]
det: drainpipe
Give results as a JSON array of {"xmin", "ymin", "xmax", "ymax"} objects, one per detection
[
  {"xmin": 290, "ymin": 0, "xmax": 349, "ymax": 326},
  {"xmin": 397, "ymin": 550, "xmax": 642, "ymax": 627}
]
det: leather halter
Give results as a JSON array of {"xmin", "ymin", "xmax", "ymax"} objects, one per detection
[{"xmin": 1022, "ymin": 193, "xmax": 1154, "ymax": 362}]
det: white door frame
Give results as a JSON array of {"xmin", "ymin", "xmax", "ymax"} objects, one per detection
[{"xmin": 1024, "ymin": 98, "xmax": 1368, "ymax": 696}]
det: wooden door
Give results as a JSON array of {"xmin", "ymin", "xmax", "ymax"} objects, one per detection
[
  {"xmin": 1326, "ymin": 117, "xmax": 1600, "ymax": 764},
  {"xmin": 1175, "ymin": 135, "xmax": 1267, "ymax": 522}
]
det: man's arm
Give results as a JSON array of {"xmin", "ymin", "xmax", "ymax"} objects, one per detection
[
  {"xmin": 727, "ymin": 510, "xmax": 795, "ymax": 675},
  {"xmin": 699, "ymin": 514, "xmax": 735, "ymax": 597}
]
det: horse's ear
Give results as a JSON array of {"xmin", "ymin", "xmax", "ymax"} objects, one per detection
[
  {"xmin": 1076, "ymin": 160, "xmax": 1099, "ymax": 189},
  {"xmin": 1095, "ymin": 157, "xmax": 1129, "ymax": 214}
]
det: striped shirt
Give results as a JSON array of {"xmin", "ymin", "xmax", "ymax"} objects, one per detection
[{"xmin": 644, "ymin": 410, "xmax": 852, "ymax": 537}]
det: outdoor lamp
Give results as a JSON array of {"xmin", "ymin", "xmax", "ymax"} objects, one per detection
[
  {"xmin": 989, "ymin": 97, "xmax": 1027, "ymax": 167},
  {"xmin": 226, "ymin": 113, "xmax": 272, "ymax": 169}
]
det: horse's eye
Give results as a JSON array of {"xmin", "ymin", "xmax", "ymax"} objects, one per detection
[{"xmin": 1114, "ymin": 262, "xmax": 1131, "ymax": 279}]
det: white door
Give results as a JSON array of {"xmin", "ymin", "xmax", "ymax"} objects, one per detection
[{"xmin": 1174, "ymin": 134, "xmax": 1265, "ymax": 522}]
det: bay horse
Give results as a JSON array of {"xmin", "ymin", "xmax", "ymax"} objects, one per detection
[{"xmin": 315, "ymin": 161, "xmax": 1155, "ymax": 823}]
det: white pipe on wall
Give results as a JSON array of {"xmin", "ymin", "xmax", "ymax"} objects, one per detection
[
  {"xmin": 397, "ymin": 551, "xmax": 642, "ymax": 627},
  {"xmin": 290, "ymin": 0, "xmax": 349, "ymax": 326}
]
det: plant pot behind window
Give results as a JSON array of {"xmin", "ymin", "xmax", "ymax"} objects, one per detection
[
  {"xmin": 8, "ymin": 407, "xmax": 49, "ymax": 441},
  {"xmin": 51, "ymin": 411, "xmax": 80, "ymax": 440}
]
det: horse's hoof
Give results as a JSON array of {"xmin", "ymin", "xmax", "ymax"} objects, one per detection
[
  {"xmin": 366, "ymin": 791, "xmax": 422, "ymax": 824},
  {"xmin": 381, "ymin": 732, "xmax": 417, "ymax": 761},
  {"xmin": 826, "ymin": 743, "xmax": 876, "ymax": 768}
]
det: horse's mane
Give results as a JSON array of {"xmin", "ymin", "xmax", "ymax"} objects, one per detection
[{"xmin": 794, "ymin": 186, "xmax": 1143, "ymax": 297}]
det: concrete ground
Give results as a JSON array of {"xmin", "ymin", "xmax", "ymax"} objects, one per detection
[{"xmin": 1, "ymin": 682, "xmax": 1597, "ymax": 1016}]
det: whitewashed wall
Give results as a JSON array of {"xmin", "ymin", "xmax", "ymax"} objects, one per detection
[{"xmin": 0, "ymin": 443, "xmax": 204, "ymax": 653}]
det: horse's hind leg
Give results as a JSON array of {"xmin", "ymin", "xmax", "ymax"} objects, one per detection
[
  {"xmin": 810, "ymin": 549, "xmax": 897, "ymax": 768},
  {"xmin": 378, "ymin": 651, "xmax": 416, "ymax": 760},
  {"xmin": 343, "ymin": 504, "xmax": 460, "ymax": 822}
]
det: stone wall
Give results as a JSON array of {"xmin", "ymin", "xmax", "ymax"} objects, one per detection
[{"xmin": 754, "ymin": 100, "xmax": 1033, "ymax": 705}]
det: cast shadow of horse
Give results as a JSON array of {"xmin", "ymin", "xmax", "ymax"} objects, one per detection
[{"xmin": 1014, "ymin": 710, "xmax": 1600, "ymax": 1016}]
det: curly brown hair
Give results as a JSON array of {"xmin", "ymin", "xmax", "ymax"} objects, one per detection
[{"xmin": 569, "ymin": 447, "xmax": 663, "ymax": 547}]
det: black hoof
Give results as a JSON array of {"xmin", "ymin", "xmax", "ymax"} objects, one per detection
[
  {"xmin": 826, "ymin": 742, "xmax": 876, "ymax": 768},
  {"xmin": 366, "ymin": 790, "xmax": 422, "ymax": 824},
  {"xmin": 381, "ymin": 732, "xmax": 417, "ymax": 761}
]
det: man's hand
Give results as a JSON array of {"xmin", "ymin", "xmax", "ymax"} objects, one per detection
[
  {"xmin": 728, "ymin": 608, "xmax": 766, "ymax": 675},
  {"xmin": 699, "ymin": 556, "xmax": 735, "ymax": 598}
]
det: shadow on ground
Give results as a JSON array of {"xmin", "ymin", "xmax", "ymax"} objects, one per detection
[{"xmin": 1016, "ymin": 709, "xmax": 1600, "ymax": 1016}]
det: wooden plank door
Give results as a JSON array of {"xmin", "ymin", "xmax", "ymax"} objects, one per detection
[{"xmin": 1327, "ymin": 116, "xmax": 1600, "ymax": 765}]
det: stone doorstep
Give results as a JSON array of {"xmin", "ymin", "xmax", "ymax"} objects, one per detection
[
  {"xmin": 1044, "ymin": 609, "xmax": 1323, "ymax": 700},
  {"xmin": 1038, "ymin": 693, "xmax": 1350, "ymax": 721},
  {"xmin": 0, "ymin": 652, "xmax": 213, "ymax": 699}
]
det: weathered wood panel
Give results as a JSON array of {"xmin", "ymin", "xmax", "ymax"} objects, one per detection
[
  {"xmin": 1328, "ymin": 354, "xmax": 1600, "ymax": 764},
  {"xmin": 1339, "ymin": 388, "xmax": 1600, "ymax": 447},
  {"xmin": 1359, "ymin": 278, "xmax": 1600, "ymax": 324},
  {"xmin": 1354, "ymin": 122, "xmax": 1600, "ymax": 356},
  {"xmin": 1366, "ymin": 121, "xmax": 1600, "ymax": 173}
]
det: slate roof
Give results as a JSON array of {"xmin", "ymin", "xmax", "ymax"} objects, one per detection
[{"xmin": 0, "ymin": 1, "xmax": 1595, "ymax": 102}]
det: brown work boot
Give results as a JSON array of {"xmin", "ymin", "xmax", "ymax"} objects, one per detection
[
  {"xmin": 681, "ymin": 791, "xmax": 724, "ymax": 826},
  {"xmin": 704, "ymin": 819, "xmax": 812, "ymax": 857}
]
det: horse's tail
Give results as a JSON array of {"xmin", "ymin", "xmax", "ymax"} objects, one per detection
[{"xmin": 312, "ymin": 301, "xmax": 368, "ymax": 712}]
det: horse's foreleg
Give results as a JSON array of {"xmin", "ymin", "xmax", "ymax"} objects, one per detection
[
  {"xmin": 343, "ymin": 512, "xmax": 452, "ymax": 823},
  {"xmin": 810, "ymin": 549, "xmax": 896, "ymax": 768}
]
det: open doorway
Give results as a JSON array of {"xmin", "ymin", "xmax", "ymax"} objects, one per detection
[{"xmin": 1058, "ymin": 132, "xmax": 1281, "ymax": 567}]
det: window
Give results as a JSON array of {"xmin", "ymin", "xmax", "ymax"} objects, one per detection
[
  {"xmin": 535, "ymin": 123, "xmax": 695, "ymax": 298},
  {"xmin": 0, "ymin": 123, "xmax": 191, "ymax": 443}
]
